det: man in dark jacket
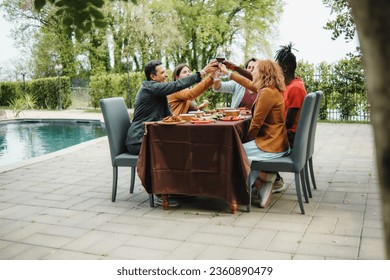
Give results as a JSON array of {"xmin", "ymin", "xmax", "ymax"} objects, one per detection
[
  {"xmin": 126, "ymin": 59, "xmax": 216, "ymax": 155},
  {"xmin": 126, "ymin": 59, "xmax": 217, "ymax": 207}
]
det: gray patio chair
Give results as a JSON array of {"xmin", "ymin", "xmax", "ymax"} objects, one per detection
[
  {"xmin": 246, "ymin": 92, "xmax": 316, "ymax": 214},
  {"xmin": 305, "ymin": 91, "xmax": 324, "ymax": 198},
  {"xmin": 100, "ymin": 97, "xmax": 146, "ymax": 203}
]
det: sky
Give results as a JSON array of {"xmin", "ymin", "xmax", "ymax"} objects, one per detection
[
  {"xmin": 275, "ymin": 0, "xmax": 359, "ymax": 64},
  {"xmin": 0, "ymin": 0, "xmax": 359, "ymax": 78}
]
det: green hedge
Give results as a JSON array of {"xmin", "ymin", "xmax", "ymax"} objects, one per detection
[
  {"xmin": 0, "ymin": 77, "xmax": 72, "ymax": 109},
  {"xmin": 89, "ymin": 72, "xmax": 145, "ymax": 108}
]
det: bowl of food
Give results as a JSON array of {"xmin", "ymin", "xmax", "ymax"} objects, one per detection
[
  {"xmin": 224, "ymin": 109, "xmax": 240, "ymax": 117},
  {"xmin": 216, "ymin": 107, "xmax": 230, "ymax": 113},
  {"xmin": 179, "ymin": 113, "xmax": 196, "ymax": 122}
]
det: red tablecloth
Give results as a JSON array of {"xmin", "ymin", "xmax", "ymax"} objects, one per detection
[{"xmin": 137, "ymin": 119, "xmax": 251, "ymax": 207}]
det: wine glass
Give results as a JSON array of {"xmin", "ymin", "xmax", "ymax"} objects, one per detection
[
  {"xmin": 215, "ymin": 46, "xmax": 226, "ymax": 63},
  {"xmin": 215, "ymin": 46, "xmax": 227, "ymax": 79}
]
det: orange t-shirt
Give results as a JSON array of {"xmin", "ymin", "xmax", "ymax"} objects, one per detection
[{"xmin": 283, "ymin": 77, "xmax": 307, "ymax": 133}]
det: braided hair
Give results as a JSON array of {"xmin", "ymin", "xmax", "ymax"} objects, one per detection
[{"xmin": 274, "ymin": 42, "xmax": 298, "ymax": 74}]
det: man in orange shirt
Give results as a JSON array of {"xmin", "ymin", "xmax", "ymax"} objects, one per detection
[
  {"xmin": 273, "ymin": 43, "xmax": 307, "ymax": 192},
  {"xmin": 275, "ymin": 43, "xmax": 307, "ymax": 147}
]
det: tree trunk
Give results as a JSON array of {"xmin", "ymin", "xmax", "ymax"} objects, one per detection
[{"xmin": 348, "ymin": 0, "xmax": 390, "ymax": 259}]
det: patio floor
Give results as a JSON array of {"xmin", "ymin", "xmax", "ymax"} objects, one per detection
[{"xmin": 0, "ymin": 110, "xmax": 386, "ymax": 259}]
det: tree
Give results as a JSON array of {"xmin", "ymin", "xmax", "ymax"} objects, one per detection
[
  {"xmin": 31, "ymin": 0, "xmax": 283, "ymax": 71},
  {"xmin": 323, "ymin": 0, "xmax": 356, "ymax": 42},
  {"xmin": 348, "ymin": 0, "xmax": 390, "ymax": 258},
  {"xmin": 1, "ymin": 0, "xmax": 78, "ymax": 78}
]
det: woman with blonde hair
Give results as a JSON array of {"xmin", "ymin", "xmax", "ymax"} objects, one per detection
[{"xmin": 220, "ymin": 60, "xmax": 290, "ymax": 208}]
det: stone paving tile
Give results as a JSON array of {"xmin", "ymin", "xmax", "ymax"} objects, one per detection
[
  {"xmin": 0, "ymin": 219, "xmax": 30, "ymax": 237},
  {"xmin": 125, "ymin": 235, "xmax": 182, "ymax": 252},
  {"xmin": 292, "ymin": 254, "xmax": 325, "ymax": 260},
  {"xmin": 229, "ymin": 248, "xmax": 292, "ymax": 260},
  {"xmin": 0, "ymin": 243, "xmax": 34, "ymax": 259},
  {"xmin": 187, "ymin": 232, "xmax": 244, "ymax": 247},
  {"xmin": 83, "ymin": 233, "xmax": 134, "ymax": 256},
  {"xmin": 333, "ymin": 217, "xmax": 364, "ymax": 237},
  {"xmin": 21, "ymin": 232, "xmax": 73, "ymax": 248},
  {"xmin": 43, "ymin": 249, "xmax": 102, "ymax": 260},
  {"xmin": 305, "ymin": 216, "xmax": 337, "ymax": 234},
  {"xmin": 1, "ymin": 222, "xmax": 49, "ymax": 242},
  {"xmin": 39, "ymin": 224, "xmax": 89, "ymax": 239},
  {"xmin": 61, "ymin": 230, "xmax": 111, "ymax": 252},
  {"xmin": 196, "ymin": 244, "xmax": 236, "ymax": 260},
  {"xmin": 109, "ymin": 245, "xmax": 169, "ymax": 260},
  {"xmin": 362, "ymin": 227, "xmax": 385, "ymax": 239},
  {"xmin": 164, "ymin": 242, "xmax": 208, "ymax": 259},
  {"xmin": 13, "ymin": 245, "xmax": 57, "ymax": 260},
  {"xmin": 267, "ymin": 231, "xmax": 303, "ymax": 254},
  {"xmin": 238, "ymin": 228, "xmax": 277, "ymax": 251},
  {"xmin": 301, "ymin": 232, "xmax": 360, "ymax": 247},
  {"xmin": 197, "ymin": 224, "xmax": 252, "ymax": 237},
  {"xmin": 159, "ymin": 222, "xmax": 204, "ymax": 241},
  {"xmin": 295, "ymin": 242, "xmax": 358, "ymax": 259},
  {"xmin": 0, "ymin": 204, "xmax": 46, "ymax": 220},
  {"xmin": 359, "ymin": 237, "xmax": 386, "ymax": 259}
]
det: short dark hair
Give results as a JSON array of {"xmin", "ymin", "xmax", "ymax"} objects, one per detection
[
  {"xmin": 274, "ymin": 42, "xmax": 298, "ymax": 74},
  {"xmin": 144, "ymin": 60, "xmax": 162, "ymax": 80},
  {"xmin": 244, "ymin": 58, "xmax": 257, "ymax": 69},
  {"xmin": 172, "ymin": 63, "xmax": 190, "ymax": 81}
]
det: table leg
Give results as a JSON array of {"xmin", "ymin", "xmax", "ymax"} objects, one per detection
[
  {"xmin": 230, "ymin": 201, "xmax": 237, "ymax": 214},
  {"xmin": 162, "ymin": 194, "xmax": 169, "ymax": 210}
]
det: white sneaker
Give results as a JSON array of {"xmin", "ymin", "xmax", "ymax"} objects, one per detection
[
  {"xmin": 259, "ymin": 172, "xmax": 276, "ymax": 208},
  {"xmin": 259, "ymin": 181, "xmax": 273, "ymax": 208}
]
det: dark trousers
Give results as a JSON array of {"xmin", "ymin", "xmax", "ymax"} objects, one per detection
[{"xmin": 127, "ymin": 143, "xmax": 141, "ymax": 155}]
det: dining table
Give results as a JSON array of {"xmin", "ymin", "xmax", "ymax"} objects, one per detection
[{"xmin": 136, "ymin": 117, "xmax": 252, "ymax": 213}]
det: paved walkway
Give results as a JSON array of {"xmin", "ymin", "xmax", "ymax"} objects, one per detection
[{"xmin": 0, "ymin": 110, "xmax": 386, "ymax": 259}]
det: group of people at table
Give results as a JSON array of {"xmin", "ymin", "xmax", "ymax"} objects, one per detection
[{"xmin": 125, "ymin": 43, "xmax": 307, "ymax": 209}]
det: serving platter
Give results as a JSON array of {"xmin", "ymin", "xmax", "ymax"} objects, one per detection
[
  {"xmin": 157, "ymin": 120, "xmax": 186, "ymax": 125},
  {"xmin": 219, "ymin": 116, "xmax": 244, "ymax": 121}
]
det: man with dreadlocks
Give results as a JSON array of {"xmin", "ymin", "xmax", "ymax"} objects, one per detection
[
  {"xmin": 273, "ymin": 42, "xmax": 307, "ymax": 193},
  {"xmin": 274, "ymin": 42, "xmax": 307, "ymax": 147}
]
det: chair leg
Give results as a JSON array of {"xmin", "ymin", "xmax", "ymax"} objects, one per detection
[
  {"xmin": 149, "ymin": 194, "xmax": 154, "ymax": 207},
  {"xmin": 309, "ymin": 158, "xmax": 317, "ymax": 190},
  {"xmin": 300, "ymin": 170, "xmax": 309, "ymax": 203},
  {"xmin": 130, "ymin": 166, "xmax": 136, "ymax": 193},
  {"xmin": 304, "ymin": 163, "xmax": 313, "ymax": 198},
  {"xmin": 112, "ymin": 166, "xmax": 118, "ymax": 202},
  {"xmin": 294, "ymin": 173, "xmax": 305, "ymax": 214}
]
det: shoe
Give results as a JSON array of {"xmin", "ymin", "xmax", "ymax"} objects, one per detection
[
  {"xmin": 154, "ymin": 195, "xmax": 180, "ymax": 207},
  {"xmin": 251, "ymin": 187, "xmax": 260, "ymax": 202},
  {"xmin": 272, "ymin": 177, "xmax": 287, "ymax": 193},
  {"xmin": 259, "ymin": 173, "xmax": 276, "ymax": 208}
]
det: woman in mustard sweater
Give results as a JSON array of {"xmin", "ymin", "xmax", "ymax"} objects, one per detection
[
  {"xmin": 220, "ymin": 60, "xmax": 290, "ymax": 208},
  {"xmin": 168, "ymin": 62, "xmax": 217, "ymax": 115}
]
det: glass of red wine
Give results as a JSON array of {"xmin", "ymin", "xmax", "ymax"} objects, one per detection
[{"xmin": 215, "ymin": 46, "xmax": 227, "ymax": 79}]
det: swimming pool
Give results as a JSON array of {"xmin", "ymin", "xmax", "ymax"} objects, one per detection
[{"xmin": 0, "ymin": 119, "xmax": 107, "ymax": 167}]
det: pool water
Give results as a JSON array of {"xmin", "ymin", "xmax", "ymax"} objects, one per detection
[{"xmin": 0, "ymin": 119, "xmax": 107, "ymax": 167}]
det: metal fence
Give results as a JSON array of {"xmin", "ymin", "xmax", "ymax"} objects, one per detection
[
  {"xmin": 70, "ymin": 87, "xmax": 92, "ymax": 109},
  {"xmin": 309, "ymin": 71, "xmax": 370, "ymax": 122}
]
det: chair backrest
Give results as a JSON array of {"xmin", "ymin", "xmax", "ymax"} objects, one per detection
[
  {"xmin": 291, "ymin": 92, "xmax": 316, "ymax": 170},
  {"xmin": 100, "ymin": 97, "xmax": 131, "ymax": 164},
  {"xmin": 307, "ymin": 91, "xmax": 323, "ymax": 159}
]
